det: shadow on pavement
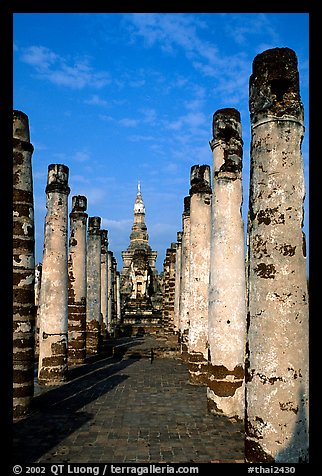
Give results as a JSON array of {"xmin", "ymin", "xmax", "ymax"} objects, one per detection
[{"xmin": 13, "ymin": 352, "xmax": 141, "ymax": 464}]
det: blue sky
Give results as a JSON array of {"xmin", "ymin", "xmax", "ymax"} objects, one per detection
[{"xmin": 13, "ymin": 13, "xmax": 309, "ymax": 273}]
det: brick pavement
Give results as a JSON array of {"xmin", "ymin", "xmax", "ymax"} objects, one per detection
[{"xmin": 12, "ymin": 335, "xmax": 244, "ymax": 464}]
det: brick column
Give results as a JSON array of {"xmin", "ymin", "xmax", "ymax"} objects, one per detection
[
  {"xmin": 68, "ymin": 195, "xmax": 88, "ymax": 365},
  {"xmin": 162, "ymin": 244, "xmax": 177, "ymax": 334},
  {"xmin": 116, "ymin": 272, "xmax": 121, "ymax": 322},
  {"xmin": 188, "ymin": 165, "xmax": 212, "ymax": 384},
  {"xmin": 34, "ymin": 262, "xmax": 42, "ymax": 358},
  {"xmin": 178, "ymin": 196, "xmax": 191, "ymax": 360},
  {"xmin": 246, "ymin": 47, "xmax": 309, "ymax": 463},
  {"xmin": 100, "ymin": 229, "xmax": 109, "ymax": 344},
  {"xmin": 38, "ymin": 164, "xmax": 70, "ymax": 385},
  {"xmin": 207, "ymin": 108, "xmax": 246, "ymax": 420},
  {"xmin": 13, "ymin": 110, "xmax": 35, "ymax": 417},
  {"xmin": 173, "ymin": 231, "xmax": 183, "ymax": 335},
  {"xmin": 107, "ymin": 250, "xmax": 114, "ymax": 336},
  {"xmin": 86, "ymin": 217, "xmax": 102, "ymax": 355}
]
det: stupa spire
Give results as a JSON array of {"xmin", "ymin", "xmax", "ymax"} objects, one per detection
[{"xmin": 134, "ymin": 180, "xmax": 145, "ymax": 215}]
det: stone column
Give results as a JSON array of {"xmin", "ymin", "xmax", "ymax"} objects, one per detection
[
  {"xmin": 207, "ymin": 108, "xmax": 246, "ymax": 420},
  {"xmin": 246, "ymin": 47, "xmax": 309, "ymax": 463},
  {"xmin": 100, "ymin": 229, "xmax": 108, "ymax": 341},
  {"xmin": 178, "ymin": 196, "xmax": 191, "ymax": 360},
  {"xmin": 162, "ymin": 244, "xmax": 177, "ymax": 334},
  {"xmin": 34, "ymin": 262, "xmax": 42, "ymax": 358},
  {"xmin": 188, "ymin": 165, "xmax": 212, "ymax": 384},
  {"xmin": 112, "ymin": 256, "xmax": 118, "ymax": 325},
  {"xmin": 173, "ymin": 231, "xmax": 183, "ymax": 335},
  {"xmin": 116, "ymin": 272, "xmax": 121, "ymax": 322},
  {"xmin": 38, "ymin": 164, "xmax": 70, "ymax": 385},
  {"xmin": 86, "ymin": 217, "xmax": 102, "ymax": 355},
  {"xmin": 162, "ymin": 250, "xmax": 170, "ymax": 332},
  {"xmin": 68, "ymin": 195, "xmax": 88, "ymax": 365},
  {"xmin": 107, "ymin": 250, "xmax": 113, "ymax": 335},
  {"xmin": 13, "ymin": 110, "xmax": 35, "ymax": 418}
]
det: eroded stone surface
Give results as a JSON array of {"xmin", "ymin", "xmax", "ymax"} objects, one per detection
[
  {"xmin": 38, "ymin": 164, "xmax": 70, "ymax": 385},
  {"xmin": 13, "ymin": 110, "xmax": 35, "ymax": 418},
  {"xmin": 245, "ymin": 47, "xmax": 309, "ymax": 463}
]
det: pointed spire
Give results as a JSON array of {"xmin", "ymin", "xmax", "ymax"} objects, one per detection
[{"xmin": 134, "ymin": 180, "xmax": 145, "ymax": 214}]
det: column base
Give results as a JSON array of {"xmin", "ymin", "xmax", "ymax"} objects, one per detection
[
  {"xmin": 38, "ymin": 334, "xmax": 68, "ymax": 385},
  {"xmin": 207, "ymin": 363, "xmax": 245, "ymax": 420},
  {"xmin": 187, "ymin": 352, "xmax": 208, "ymax": 385},
  {"xmin": 86, "ymin": 321, "xmax": 101, "ymax": 355},
  {"xmin": 68, "ymin": 303, "xmax": 86, "ymax": 365}
]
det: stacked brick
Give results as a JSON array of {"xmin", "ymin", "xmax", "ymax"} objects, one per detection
[
  {"xmin": 162, "ymin": 243, "xmax": 177, "ymax": 334},
  {"xmin": 13, "ymin": 110, "xmax": 36, "ymax": 418},
  {"xmin": 68, "ymin": 195, "xmax": 88, "ymax": 365}
]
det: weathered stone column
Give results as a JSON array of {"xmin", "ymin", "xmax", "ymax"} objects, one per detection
[
  {"xmin": 13, "ymin": 110, "xmax": 36, "ymax": 418},
  {"xmin": 112, "ymin": 255, "xmax": 118, "ymax": 325},
  {"xmin": 162, "ymin": 252, "xmax": 170, "ymax": 330},
  {"xmin": 188, "ymin": 165, "xmax": 212, "ymax": 384},
  {"xmin": 34, "ymin": 262, "xmax": 42, "ymax": 358},
  {"xmin": 86, "ymin": 216, "xmax": 101, "ymax": 355},
  {"xmin": 178, "ymin": 196, "xmax": 191, "ymax": 360},
  {"xmin": 107, "ymin": 250, "xmax": 114, "ymax": 335},
  {"xmin": 173, "ymin": 231, "xmax": 183, "ymax": 334},
  {"xmin": 68, "ymin": 195, "xmax": 88, "ymax": 365},
  {"xmin": 207, "ymin": 108, "xmax": 246, "ymax": 420},
  {"xmin": 100, "ymin": 229, "xmax": 108, "ymax": 341},
  {"xmin": 162, "ymin": 244, "xmax": 177, "ymax": 334},
  {"xmin": 246, "ymin": 47, "xmax": 309, "ymax": 463},
  {"xmin": 34, "ymin": 263, "xmax": 42, "ymax": 309},
  {"xmin": 116, "ymin": 272, "xmax": 121, "ymax": 322},
  {"xmin": 38, "ymin": 164, "xmax": 70, "ymax": 385}
]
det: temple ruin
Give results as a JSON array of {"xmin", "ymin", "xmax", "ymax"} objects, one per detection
[
  {"xmin": 12, "ymin": 46, "xmax": 309, "ymax": 464},
  {"xmin": 120, "ymin": 182, "xmax": 162, "ymax": 334}
]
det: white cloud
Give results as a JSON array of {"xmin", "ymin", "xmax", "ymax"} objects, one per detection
[
  {"xmin": 164, "ymin": 110, "xmax": 206, "ymax": 133},
  {"xmin": 73, "ymin": 151, "xmax": 91, "ymax": 162},
  {"xmin": 224, "ymin": 14, "xmax": 280, "ymax": 47},
  {"xmin": 128, "ymin": 134, "xmax": 155, "ymax": 142},
  {"xmin": 119, "ymin": 117, "xmax": 139, "ymax": 127},
  {"xmin": 128, "ymin": 13, "xmax": 209, "ymax": 59},
  {"xmin": 84, "ymin": 94, "xmax": 109, "ymax": 106},
  {"xmin": 20, "ymin": 45, "xmax": 110, "ymax": 90},
  {"xmin": 102, "ymin": 218, "xmax": 132, "ymax": 231},
  {"xmin": 84, "ymin": 187, "xmax": 107, "ymax": 205}
]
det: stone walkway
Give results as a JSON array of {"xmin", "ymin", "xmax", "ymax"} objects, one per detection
[{"xmin": 13, "ymin": 335, "xmax": 244, "ymax": 464}]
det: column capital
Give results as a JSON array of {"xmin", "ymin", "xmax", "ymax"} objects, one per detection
[{"xmin": 46, "ymin": 164, "xmax": 70, "ymax": 195}]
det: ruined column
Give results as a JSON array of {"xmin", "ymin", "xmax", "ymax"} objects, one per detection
[
  {"xmin": 173, "ymin": 231, "xmax": 183, "ymax": 334},
  {"xmin": 207, "ymin": 108, "xmax": 246, "ymax": 420},
  {"xmin": 34, "ymin": 262, "xmax": 42, "ymax": 358},
  {"xmin": 116, "ymin": 272, "xmax": 121, "ymax": 322},
  {"xmin": 68, "ymin": 195, "xmax": 88, "ymax": 365},
  {"xmin": 112, "ymin": 255, "xmax": 118, "ymax": 325},
  {"xmin": 246, "ymin": 47, "xmax": 309, "ymax": 463},
  {"xmin": 100, "ymin": 229, "xmax": 108, "ymax": 342},
  {"xmin": 162, "ymin": 253, "xmax": 170, "ymax": 331},
  {"xmin": 13, "ymin": 110, "xmax": 35, "ymax": 418},
  {"xmin": 188, "ymin": 165, "xmax": 212, "ymax": 384},
  {"xmin": 107, "ymin": 250, "xmax": 114, "ymax": 336},
  {"xmin": 38, "ymin": 164, "xmax": 70, "ymax": 385},
  {"xmin": 162, "ymin": 244, "xmax": 177, "ymax": 334},
  {"xmin": 86, "ymin": 217, "xmax": 101, "ymax": 355},
  {"xmin": 178, "ymin": 196, "xmax": 191, "ymax": 360}
]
